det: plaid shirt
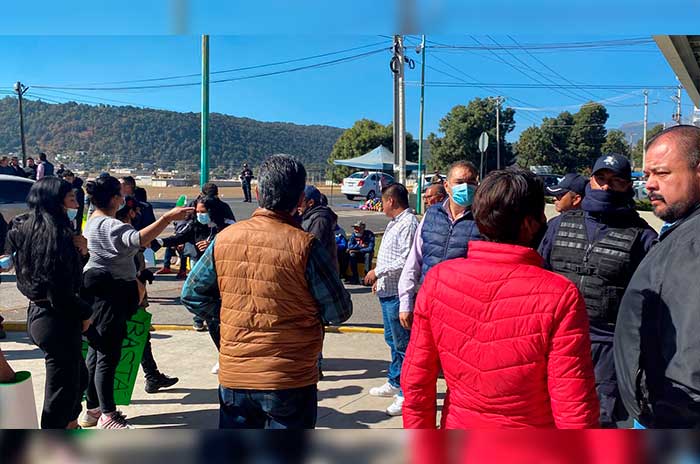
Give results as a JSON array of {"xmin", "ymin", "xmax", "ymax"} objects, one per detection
[
  {"xmin": 375, "ymin": 208, "xmax": 419, "ymax": 298},
  {"xmin": 181, "ymin": 236, "xmax": 352, "ymax": 326}
]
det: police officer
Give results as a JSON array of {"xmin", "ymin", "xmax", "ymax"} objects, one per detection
[
  {"xmin": 539, "ymin": 153, "xmax": 657, "ymax": 427},
  {"xmin": 546, "ymin": 173, "xmax": 588, "ymax": 214}
]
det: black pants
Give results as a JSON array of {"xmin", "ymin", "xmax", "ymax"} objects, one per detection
[
  {"xmin": 140, "ymin": 333, "xmax": 159, "ymax": 381},
  {"xmin": 590, "ymin": 325, "xmax": 627, "ymax": 427},
  {"xmin": 27, "ymin": 302, "xmax": 87, "ymax": 429},
  {"xmin": 208, "ymin": 318, "xmax": 221, "ymax": 351},
  {"xmin": 242, "ymin": 181, "xmax": 252, "ymax": 202},
  {"xmin": 348, "ymin": 251, "xmax": 372, "ymax": 280},
  {"xmin": 82, "ymin": 271, "xmax": 139, "ymax": 414}
]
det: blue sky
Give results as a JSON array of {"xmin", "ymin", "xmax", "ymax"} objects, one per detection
[{"xmin": 0, "ymin": 1, "xmax": 698, "ymax": 143}]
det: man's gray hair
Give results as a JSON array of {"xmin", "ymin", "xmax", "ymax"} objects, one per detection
[{"xmin": 257, "ymin": 154, "xmax": 307, "ymax": 212}]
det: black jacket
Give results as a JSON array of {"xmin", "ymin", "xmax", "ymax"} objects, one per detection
[
  {"xmin": 301, "ymin": 205, "xmax": 338, "ymax": 268},
  {"xmin": 615, "ymin": 205, "xmax": 700, "ymax": 428},
  {"xmin": 7, "ymin": 213, "xmax": 92, "ymax": 321},
  {"xmin": 71, "ymin": 177, "xmax": 85, "ymax": 233}
]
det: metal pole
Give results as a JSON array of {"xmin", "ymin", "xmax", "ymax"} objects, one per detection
[
  {"xmin": 496, "ymin": 97, "xmax": 501, "ymax": 170},
  {"xmin": 677, "ymin": 84, "xmax": 682, "ymax": 124},
  {"xmin": 643, "ymin": 90, "xmax": 649, "ymax": 171},
  {"xmin": 200, "ymin": 34, "xmax": 210, "ymax": 187},
  {"xmin": 393, "ymin": 36, "xmax": 400, "ymax": 182},
  {"xmin": 416, "ymin": 35, "xmax": 426, "ymax": 214},
  {"xmin": 14, "ymin": 81, "xmax": 28, "ymax": 166},
  {"xmin": 397, "ymin": 36, "xmax": 407, "ymax": 185}
]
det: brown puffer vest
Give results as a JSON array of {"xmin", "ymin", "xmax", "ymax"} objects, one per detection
[{"xmin": 214, "ymin": 208, "xmax": 323, "ymax": 390}]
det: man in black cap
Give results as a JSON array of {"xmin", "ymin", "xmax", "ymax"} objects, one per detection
[
  {"xmin": 538, "ymin": 153, "xmax": 657, "ymax": 427},
  {"xmin": 547, "ymin": 173, "xmax": 588, "ymax": 214},
  {"xmin": 347, "ymin": 221, "xmax": 375, "ymax": 285},
  {"xmin": 240, "ymin": 163, "xmax": 254, "ymax": 203}
]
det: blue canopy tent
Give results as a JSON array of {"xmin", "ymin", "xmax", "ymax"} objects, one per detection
[{"xmin": 332, "ymin": 145, "xmax": 421, "ymax": 172}]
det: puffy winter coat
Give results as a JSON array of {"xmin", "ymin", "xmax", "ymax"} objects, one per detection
[{"xmin": 402, "ymin": 240, "xmax": 600, "ymax": 429}]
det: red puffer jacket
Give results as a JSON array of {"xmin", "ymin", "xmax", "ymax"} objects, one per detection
[{"xmin": 402, "ymin": 241, "xmax": 599, "ymax": 429}]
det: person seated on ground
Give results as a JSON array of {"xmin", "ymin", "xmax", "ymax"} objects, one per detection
[
  {"xmin": 423, "ymin": 183, "xmax": 447, "ymax": 208},
  {"xmin": 347, "ymin": 221, "xmax": 375, "ymax": 285},
  {"xmin": 546, "ymin": 173, "xmax": 588, "ymax": 214},
  {"xmin": 116, "ymin": 197, "xmax": 179, "ymax": 394},
  {"xmin": 401, "ymin": 168, "xmax": 600, "ymax": 429},
  {"xmin": 335, "ymin": 224, "xmax": 348, "ymax": 278},
  {"xmin": 152, "ymin": 196, "xmax": 234, "ymax": 355}
]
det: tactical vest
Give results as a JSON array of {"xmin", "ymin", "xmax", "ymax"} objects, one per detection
[
  {"xmin": 420, "ymin": 204, "xmax": 480, "ymax": 281},
  {"xmin": 550, "ymin": 210, "xmax": 641, "ymax": 326}
]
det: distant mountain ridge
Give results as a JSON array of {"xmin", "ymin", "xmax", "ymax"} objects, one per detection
[{"xmin": 0, "ymin": 97, "xmax": 345, "ymax": 173}]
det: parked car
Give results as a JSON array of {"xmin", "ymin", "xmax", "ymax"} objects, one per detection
[
  {"xmin": 341, "ymin": 171, "xmax": 394, "ymax": 201},
  {"xmin": 539, "ymin": 174, "xmax": 564, "ymax": 195},
  {"xmin": 412, "ymin": 174, "xmax": 447, "ymax": 195},
  {"xmin": 0, "ymin": 174, "xmax": 33, "ymax": 224},
  {"xmin": 633, "ymin": 180, "xmax": 648, "ymax": 200}
]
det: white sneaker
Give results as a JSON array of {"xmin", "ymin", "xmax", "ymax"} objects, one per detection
[
  {"xmin": 78, "ymin": 407, "xmax": 101, "ymax": 428},
  {"xmin": 97, "ymin": 410, "xmax": 133, "ymax": 429},
  {"xmin": 386, "ymin": 395, "xmax": 404, "ymax": 416},
  {"xmin": 211, "ymin": 362, "xmax": 219, "ymax": 374},
  {"xmin": 369, "ymin": 382, "xmax": 400, "ymax": 397}
]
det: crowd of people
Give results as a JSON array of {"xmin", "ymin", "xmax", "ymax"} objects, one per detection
[{"xmin": 2, "ymin": 125, "xmax": 700, "ymax": 430}]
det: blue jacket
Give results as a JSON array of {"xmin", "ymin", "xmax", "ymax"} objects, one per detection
[
  {"xmin": 335, "ymin": 225, "xmax": 348, "ymax": 252},
  {"xmin": 420, "ymin": 202, "xmax": 481, "ymax": 278},
  {"xmin": 348, "ymin": 230, "xmax": 375, "ymax": 254}
]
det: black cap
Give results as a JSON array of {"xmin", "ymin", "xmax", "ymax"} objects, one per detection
[
  {"xmin": 546, "ymin": 173, "xmax": 589, "ymax": 197},
  {"xmin": 592, "ymin": 154, "xmax": 632, "ymax": 181}
]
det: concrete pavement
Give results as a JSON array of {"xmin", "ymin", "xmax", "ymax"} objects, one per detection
[{"xmin": 1, "ymin": 329, "xmax": 445, "ymax": 429}]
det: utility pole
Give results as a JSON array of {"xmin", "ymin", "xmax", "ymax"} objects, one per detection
[
  {"xmin": 672, "ymin": 82, "xmax": 682, "ymax": 124},
  {"xmin": 416, "ymin": 35, "xmax": 426, "ymax": 214},
  {"xmin": 642, "ymin": 89, "xmax": 649, "ymax": 171},
  {"xmin": 200, "ymin": 34, "xmax": 210, "ymax": 187},
  {"xmin": 14, "ymin": 81, "xmax": 29, "ymax": 166},
  {"xmin": 495, "ymin": 96, "xmax": 504, "ymax": 170},
  {"xmin": 391, "ymin": 35, "xmax": 406, "ymax": 185}
]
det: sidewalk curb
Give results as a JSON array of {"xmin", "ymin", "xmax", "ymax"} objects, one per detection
[{"xmin": 2, "ymin": 321, "xmax": 385, "ymax": 335}]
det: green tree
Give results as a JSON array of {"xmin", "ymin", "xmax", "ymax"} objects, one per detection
[
  {"xmin": 567, "ymin": 102, "xmax": 609, "ymax": 171},
  {"xmin": 602, "ymin": 129, "xmax": 631, "ymax": 158},
  {"xmin": 428, "ymin": 98, "xmax": 516, "ymax": 174},
  {"xmin": 514, "ymin": 126, "xmax": 552, "ymax": 168},
  {"xmin": 631, "ymin": 124, "xmax": 664, "ymax": 169},
  {"xmin": 327, "ymin": 118, "xmax": 418, "ymax": 182}
]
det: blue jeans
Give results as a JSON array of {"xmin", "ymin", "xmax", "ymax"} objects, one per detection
[
  {"xmin": 380, "ymin": 295, "xmax": 410, "ymax": 396},
  {"xmin": 219, "ymin": 384, "xmax": 318, "ymax": 429}
]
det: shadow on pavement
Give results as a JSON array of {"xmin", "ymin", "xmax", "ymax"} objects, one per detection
[
  {"xmin": 316, "ymin": 407, "xmax": 394, "ymax": 428},
  {"xmin": 3, "ymin": 346, "xmax": 43, "ymax": 361},
  {"xmin": 320, "ymin": 358, "xmax": 387, "ymax": 382},
  {"xmin": 129, "ymin": 408, "xmax": 218, "ymax": 429},
  {"xmin": 130, "ymin": 387, "xmax": 217, "ymax": 406},
  {"xmin": 318, "ymin": 385, "xmax": 363, "ymax": 400}
]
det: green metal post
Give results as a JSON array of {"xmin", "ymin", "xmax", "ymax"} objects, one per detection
[
  {"xmin": 416, "ymin": 35, "xmax": 426, "ymax": 214},
  {"xmin": 200, "ymin": 34, "xmax": 210, "ymax": 187}
]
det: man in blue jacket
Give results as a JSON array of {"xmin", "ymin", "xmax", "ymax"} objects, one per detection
[
  {"xmin": 398, "ymin": 160, "xmax": 481, "ymax": 330},
  {"xmin": 539, "ymin": 153, "xmax": 657, "ymax": 427},
  {"xmin": 347, "ymin": 221, "xmax": 375, "ymax": 285}
]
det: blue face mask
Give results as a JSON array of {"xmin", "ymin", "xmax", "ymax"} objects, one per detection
[
  {"xmin": 450, "ymin": 183, "xmax": 477, "ymax": 208},
  {"xmin": 66, "ymin": 208, "xmax": 78, "ymax": 221},
  {"xmin": 197, "ymin": 212, "xmax": 211, "ymax": 225}
]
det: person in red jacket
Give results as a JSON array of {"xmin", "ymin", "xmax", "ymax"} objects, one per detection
[{"xmin": 402, "ymin": 168, "xmax": 600, "ymax": 429}]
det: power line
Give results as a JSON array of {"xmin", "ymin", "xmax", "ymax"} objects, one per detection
[
  {"xmin": 426, "ymin": 37, "xmax": 655, "ymax": 50},
  {"xmin": 412, "ymin": 81, "xmax": 677, "ymax": 90},
  {"xmin": 38, "ymin": 40, "xmax": 391, "ymax": 87},
  {"xmin": 33, "ymin": 47, "xmax": 389, "ymax": 91},
  {"xmin": 31, "ymin": 88, "xmax": 167, "ymax": 110}
]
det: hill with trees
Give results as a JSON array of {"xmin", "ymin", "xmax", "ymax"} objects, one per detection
[{"xmin": 0, "ymin": 97, "xmax": 344, "ymax": 174}]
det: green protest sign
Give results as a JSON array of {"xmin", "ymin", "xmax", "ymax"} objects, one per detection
[{"xmin": 82, "ymin": 308, "xmax": 152, "ymax": 406}]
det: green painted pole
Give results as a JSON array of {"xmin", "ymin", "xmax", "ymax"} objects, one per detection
[
  {"xmin": 200, "ymin": 34, "xmax": 210, "ymax": 187},
  {"xmin": 416, "ymin": 35, "xmax": 426, "ymax": 214}
]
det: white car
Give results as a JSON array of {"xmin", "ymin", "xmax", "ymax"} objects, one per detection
[
  {"xmin": 0, "ymin": 174, "xmax": 34, "ymax": 224},
  {"xmin": 341, "ymin": 171, "xmax": 394, "ymax": 201},
  {"xmin": 412, "ymin": 174, "xmax": 447, "ymax": 194},
  {"xmin": 633, "ymin": 180, "xmax": 648, "ymax": 200}
]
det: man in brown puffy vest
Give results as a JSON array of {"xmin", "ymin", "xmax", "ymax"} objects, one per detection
[{"xmin": 181, "ymin": 154, "xmax": 353, "ymax": 429}]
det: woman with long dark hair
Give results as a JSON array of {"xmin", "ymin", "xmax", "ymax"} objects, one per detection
[
  {"xmin": 78, "ymin": 175, "xmax": 191, "ymax": 429},
  {"xmin": 7, "ymin": 176, "xmax": 92, "ymax": 429}
]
